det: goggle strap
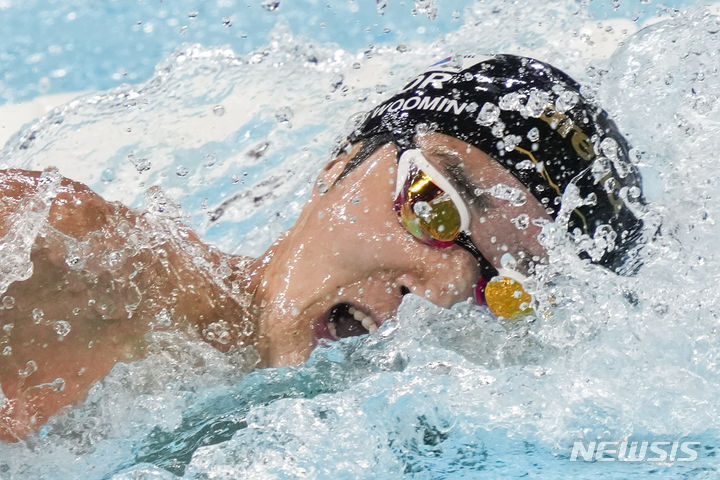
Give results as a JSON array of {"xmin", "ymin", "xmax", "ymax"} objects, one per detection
[{"xmin": 455, "ymin": 231, "xmax": 499, "ymax": 280}]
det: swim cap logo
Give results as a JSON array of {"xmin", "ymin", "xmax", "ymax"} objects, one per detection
[
  {"xmin": 400, "ymin": 72, "xmax": 455, "ymax": 92},
  {"xmin": 370, "ymin": 95, "xmax": 469, "ymax": 119},
  {"xmin": 538, "ymin": 105, "xmax": 595, "ymax": 162},
  {"xmin": 371, "ymin": 67, "xmax": 474, "ymax": 119}
]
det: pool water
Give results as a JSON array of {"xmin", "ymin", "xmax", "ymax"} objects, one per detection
[{"xmin": 2, "ymin": 1, "xmax": 720, "ymax": 479}]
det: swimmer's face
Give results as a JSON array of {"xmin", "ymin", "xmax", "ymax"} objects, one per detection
[{"xmin": 252, "ymin": 132, "xmax": 551, "ymax": 366}]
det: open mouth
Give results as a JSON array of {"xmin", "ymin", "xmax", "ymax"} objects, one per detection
[{"xmin": 317, "ymin": 302, "xmax": 379, "ymax": 341}]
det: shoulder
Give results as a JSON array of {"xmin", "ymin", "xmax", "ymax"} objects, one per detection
[{"xmin": 0, "ymin": 169, "xmax": 128, "ymax": 239}]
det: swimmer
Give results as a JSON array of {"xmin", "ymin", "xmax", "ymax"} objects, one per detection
[{"xmin": 0, "ymin": 54, "xmax": 645, "ymax": 441}]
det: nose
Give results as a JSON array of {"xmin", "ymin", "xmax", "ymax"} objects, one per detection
[
  {"xmin": 393, "ymin": 247, "xmax": 478, "ymax": 308},
  {"xmin": 393, "ymin": 273, "xmax": 425, "ymax": 299}
]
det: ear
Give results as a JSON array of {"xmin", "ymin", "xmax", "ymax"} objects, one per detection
[
  {"xmin": 314, "ymin": 142, "xmax": 363, "ymax": 189},
  {"xmin": 322, "ymin": 156, "xmax": 346, "ymax": 174},
  {"xmin": 314, "ymin": 156, "xmax": 346, "ymax": 190}
]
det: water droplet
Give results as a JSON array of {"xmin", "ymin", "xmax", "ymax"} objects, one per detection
[
  {"xmin": 275, "ymin": 107, "xmax": 293, "ymax": 125},
  {"xmin": 2, "ymin": 346, "xmax": 11, "ymax": 356},
  {"xmin": 262, "ymin": 0, "xmax": 280, "ymax": 11},
  {"xmin": 600, "ymin": 137, "xmax": 619, "ymax": 160},
  {"xmin": 515, "ymin": 159, "xmax": 535, "ymax": 170},
  {"xmin": 51, "ymin": 378, "xmax": 65, "ymax": 392},
  {"xmin": 153, "ymin": 308, "xmax": 172, "ymax": 329},
  {"xmin": 176, "ymin": 166, "xmax": 189, "ymax": 177},
  {"xmin": 128, "ymin": 154, "xmax": 151, "ymax": 173},
  {"xmin": 556, "ymin": 90, "xmax": 578, "ymax": 113},
  {"xmin": 526, "ymin": 127, "xmax": 540, "ymax": 142},
  {"xmin": 222, "ymin": 17, "xmax": 232, "ymax": 27},
  {"xmin": 316, "ymin": 180, "xmax": 329, "ymax": 194},
  {"xmin": 413, "ymin": 201, "xmax": 432, "ymax": 220},
  {"xmin": 1, "ymin": 296, "xmax": 15, "ymax": 309},
  {"xmin": 604, "ymin": 177, "xmax": 618, "ymax": 193},
  {"xmin": 188, "ymin": 11, "xmax": 199, "ymax": 18},
  {"xmin": 101, "ymin": 168, "xmax": 115, "ymax": 183},
  {"xmin": 476, "ymin": 102, "xmax": 500, "ymax": 126},
  {"xmin": 376, "ymin": 0, "xmax": 388, "ymax": 15},
  {"xmin": 32, "ymin": 308, "xmax": 44, "ymax": 324},
  {"xmin": 203, "ymin": 320, "xmax": 232, "ymax": 345},
  {"xmin": 415, "ymin": 122, "xmax": 437, "ymax": 136},
  {"xmin": 491, "ymin": 121, "xmax": 505, "ymax": 138},
  {"xmin": 591, "ymin": 157, "xmax": 611, "ymax": 181},
  {"xmin": 502, "ymin": 134, "xmax": 522, "ymax": 151},
  {"xmin": 499, "ymin": 92, "xmax": 522, "ymax": 111},
  {"xmin": 593, "ymin": 224, "xmax": 617, "ymax": 252},
  {"xmin": 246, "ymin": 141, "xmax": 270, "ymax": 159},
  {"xmin": 413, "ymin": 0, "xmax": 438, "ymax": 20},
  {"xmin": 19, "ymin": 360, "xmax": 37, "ymax": 378},
  {"xmin": 65, "ymin": 254, "xmax": 84, "ymax": 270},
  {"xmin": 511, "ymin": 214, "xmax": 530, "ymax": 230},
  {"xmin": 523, "ymin": 90, "xmax": 551, "ymax": 117},
  {"xmin": 628, "ymin": 148, "xmax": 642, "ymax": 165},
  {"xmin": 54, "ymin": 320, "xmax": 71, "ymax": 339},
  {"xmin": 329, "ymin": 74, "xmax": 344, "ymax": 92},
  {"xmin": 213, "ymin": 104, "xmax": 225, "ymax": 116},
  {"xmin": 500, "ymin": 252, "xmax": 518, "ymax": 269},
  {"xmin": 487, "ymin": 184, "xmax": 527, "ymax": 206}
]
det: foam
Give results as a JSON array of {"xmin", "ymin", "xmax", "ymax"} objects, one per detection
[{"xmin": 3, "ymin": 3, "xmax": 720, "ymax": 479}]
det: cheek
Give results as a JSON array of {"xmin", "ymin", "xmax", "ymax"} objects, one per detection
[
  {"xmin": 325, "ymin": 186, "xmax": 396, "ymax": 237},
  {"xmin": 471, "ymin": 208, "xmax": 547, "ymax": 258}
]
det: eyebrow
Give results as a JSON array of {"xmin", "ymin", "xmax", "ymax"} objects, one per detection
[{"xmin": 428, "ymin": 149, "xmax": 491, "ymax": 210}]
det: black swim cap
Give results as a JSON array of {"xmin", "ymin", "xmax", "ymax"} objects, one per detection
[{"xmin": 348, "ymin": 54, "xmax": 645, "ymax": 274}]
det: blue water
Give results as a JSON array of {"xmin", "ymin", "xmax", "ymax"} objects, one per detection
[
  {"xmin": 3, "ymin": 1, "xmax": 720, "ymax": 479},
  {"xmin": 0, "ymin": 0, "xmax": 701, "ymax": 104}
]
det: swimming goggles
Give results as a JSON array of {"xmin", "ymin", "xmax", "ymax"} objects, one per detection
[{"xmin": 393, "ymin": 148, "xmax": 534, "ymax": 319}]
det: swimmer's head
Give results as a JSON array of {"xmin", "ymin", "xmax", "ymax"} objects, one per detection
[
  {"xmin": 338, "ymin": 54, "xmax": 645, "ymax": 274},
  {"xmin": 253, "ymin": 54, "xmax": 647, "ymax": 365}
]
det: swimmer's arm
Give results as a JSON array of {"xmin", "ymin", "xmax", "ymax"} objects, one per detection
[
  {"xmin": 0, "ymin": 169, "xmax": 161, "ymax": 441},
  {"xmin": 0, "ymin": 169, "xmax": 114, "ymax": 239},
  {"xmin": 0, "ymin": 169, "xmax": 249, "ymax": 441}
]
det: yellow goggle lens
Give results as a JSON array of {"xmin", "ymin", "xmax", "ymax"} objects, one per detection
[
  {"xmin": 484, "ymin": 277, "xmax": 533, "ymax": 320},
  {"xmin": 401, "ymin": 171, "xmax": 462, "ymax": 243}
]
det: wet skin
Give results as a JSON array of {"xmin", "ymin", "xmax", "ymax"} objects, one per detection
[{"xmin": 0, "ymin": 132, "xmax": 549, "ymax": 441}]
